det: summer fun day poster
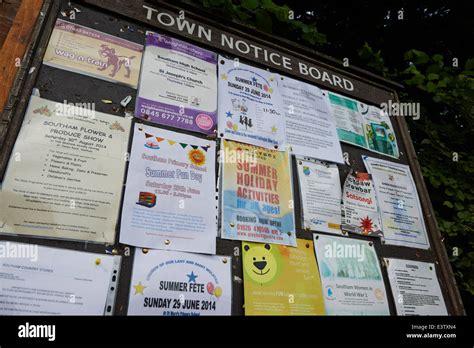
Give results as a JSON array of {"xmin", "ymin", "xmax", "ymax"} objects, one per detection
[
  {"xmin": 128, "ymin": 250, "xmax": 231, "ymax": 316},
  {"xmin": 242, "ymin": 239, "xmax": 325, "ymax": 315},
  {"xmin": 221, "ymin": 139, "xmax": 296, "ymax": 246},
  {"xmin": 218, "ymin": 56, "xmax": 286, "ymax": 150},
  {"xmin": 120, "ymin": 124, "xmax": 217, "ymax": 254},
  {"xmin": 0, "ymin": 96, "xmax": 131, "ymax": 243},
  {"xmin": 135, "ymin": 32, "xmax": 218, "ymax": 134},
  {"xmin": 313, "ymin": 234, "xmax": 390, "ymax": 315},
  {"xmin": 43, "ymin": 19, "xmax": 143, "ymax": 88}
]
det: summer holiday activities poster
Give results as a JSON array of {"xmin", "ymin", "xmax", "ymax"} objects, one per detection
[{"xmin": 221, "ymin": 139, "xmax": 296, "ymax": 246}]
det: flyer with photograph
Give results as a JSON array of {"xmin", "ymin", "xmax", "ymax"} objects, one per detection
[
  {"xmin": 326, "ymin": 91, "xmax": 367, "ymax": 149},
  {"xmin": 385, "ymin": 258, "xmax": 448, "ymax": 315},
  {"xmin": 243, "ymin": 239, "xmax": 325, "ymax": 315},
  {"xmin": 296, "ymin": 158, "xmax": 342, "ymax": 235},
  {"xmin": 360, "ymin": 103, "xmax": 399, "ymax": 158},
  {"xmin": 363, "ymin": 156, "xmax": 430, "ymax": 249},
  {"xmin": 313, "ymin": 234, "xmax": 390, "ymax": 315},
  {"xmin": 0, "ymin": 241, "xmax": 120, "ymax": 315},
  {"xmin": 218, "ymin": 56, "xmax": 286, "ymax": 150},
  {"xmin": 221, "ymin": 140, "xmax": 296, "ymax": 246},
  {"xmin": 341, "ymin": 170, "xmax": 383, "ymax": 237},
  {"xmin": 135, "ymin": 32, "xmax": 218, "ymax": 134},
  {"xmin": 128, "ymin": 249, "xmax": 231, "ymax": 316},
  {"xmin": 281, "ymin": 77, "xmax": 343, "ymax": 163},
  {"xmin": 120, "ymin": 124, "xmax": 217, "ymax": 254},
  {"xmin": 43, "ymin": 19, "xmax": 142, "ymax": 87},
  {"xmin": 0, "ymin": 96, "xmax": 131, "ymax": 243}
]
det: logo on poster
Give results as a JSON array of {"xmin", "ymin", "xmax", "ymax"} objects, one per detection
[{"xmin": 196, "ymin": 113, "xmax": 214, "ymax": 131}]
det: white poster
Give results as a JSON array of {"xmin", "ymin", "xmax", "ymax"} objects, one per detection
[
  {"xmin": 360, "ymin": 103, "xmax": 399, "ymax": 158},
  {"xmin": 0, "ymin": 241, "xmax": 119, "ymax": 315},
  {"xmin": 0, "ymin": 96, "xmax": 131, "ymax": 243},
  {"xmin": 281, "ymin": 77, "xmax": 343, "ymax": 163},
  {"xmin": 296, "ymin": 158, "xmax": 342, "ymax": 235},
  {"xmin": 313, "ymin": 234, "xmax": 390, "ymax": 315},
  {"xmin": 218, "ymin": 56, "xmax": 286, "ymax": 150},
  {"xmin": 341, "ymin": 170, "xmax": 383, "ymax": 237},
  {"xmin": 128, "ymin": 249, "xmax": 231, "ymax": 316},
  {"xmin": 385, "ymin": 258, "xmax": 448, "ymax": 315},
  {"xmin": 363, "ymin": 156, "xmax": 430, "ymax": 249},
  {"xmin": 135, "ymin": 32, "xmax": 217, "ymax": 134},
  {"xmin": 120, "ymin": 124, "xmax": 217, "ymax": 254}
]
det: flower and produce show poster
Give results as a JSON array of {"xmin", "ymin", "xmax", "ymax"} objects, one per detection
[
  {"xmin": 313, "ymin": 234, "xmax": 390, "ymax": 315},
  {"xmin": 218, "ymin": 56, "xmax": 286, "ymax": 150},
  {"xmin": 0, "ymin": 96, "xmax": 131, "ymax": 243},
  {"xmin": 242, "ymin": 239, "xmax": 325, "ymax": 315},
  {"xmin": 128, "ymin": 250, "xmax": 231, "ymax": 316},
  {"xmin": 135, "ymin": 32, "xmax": 217, "ymax": 134},
  {"xmin": 221, "ymin": 140, "xmax": 296, "ymax": 246},
  {"xmin": 363, "ymin": 156, "xmax": 430, "ymax": 249},
  {"xmin": 120, "ymin": 124, "xmax": 217, "ymax": 254},
  {"xmin": 43, "ymin": 19, "xmax": 142, "ymax": 87},
  {"xmin": 341, "ymin": 170, "xmax": 383, "ymax": 237}
]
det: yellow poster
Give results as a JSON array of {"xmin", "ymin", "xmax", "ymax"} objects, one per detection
[
  {"xmin": 243, "ymin": 239, "xmax": 325, "ymax": 315},
  {"xmin": 43, "ymin": 19, "xmax": 143, "ymax": 88}
]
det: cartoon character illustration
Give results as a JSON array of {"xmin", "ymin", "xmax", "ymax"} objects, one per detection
[
  {"xmin": 109, "ymin": 121, "xmax": 125, "ymax": 132},
  {"xmin": 97, "ymin": 44, "xmax": 135, "ymax": 78},
  {"xmin": 188, "ymin": 148, "xmax": 206, "ymax": 166},
  {"xmin": 243, "ymin": 243, "xmax": 278, "ymax": 285}
]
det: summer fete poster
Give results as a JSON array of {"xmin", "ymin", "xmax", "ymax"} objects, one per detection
[
  {"xmin": 341, "ymin": 170, "xmax": 383, "ymax": 237},
  {"xmin": 0, "ymin": 241, "xmax": 120, "ymax": 315},
  {"xmin": 281, "ymin": 76, "xmax": 343, "ymax": 164},
  {"xmin": 313, "ymin": 234, "xmax": 390, "ymax": 315},
  {"xmin": 385, "ymin": 258, "xmax": 447, "ymax": 315},
  {"xmin": 242, "ymin": 239, "xmax": 325, "ymax": 315},
  {"xmin": 128, "ymin": 249, "xmax": 231, "ymax": 315},
  {"xmin": 221, "ymin": 139, "xmax": 296, "ymax": 247},
  {"xmin": 120, "ymin": 124, "xmax": 217, "ymax": 254},
  {"xmin": 296, "ymin": 158, "xmax": 342, "ymax": 235},
  {"xmin": 363, "ymin": 156, "xmax": 430, "ymax": 249},
  {"xmin": 135, "ymin": 32, "xmax": 218, "ymax": 134},
  {"xmin": 218, "ymin": 56, "xmax": 286, "ymax": 150},
  {"xmin": 0, "ymin": 96, "xmax": 131, "ymax": 243},
  {"xmin": 43, "ymin": 19, "xmax": 143, "ymax": 88}
]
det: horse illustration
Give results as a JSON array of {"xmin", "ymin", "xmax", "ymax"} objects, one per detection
[{"xmin": 97, "ymin": 44, "xmax": 135, "ymax": 78}]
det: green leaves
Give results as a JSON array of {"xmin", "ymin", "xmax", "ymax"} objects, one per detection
[{"xmin": 194, "ymin": 0, "xmax": 327, "ymax": 45}]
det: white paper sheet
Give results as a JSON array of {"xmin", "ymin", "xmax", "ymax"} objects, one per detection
[
  {"xmin": 0, "ymin": 96, "xmax": 131, "ymax": 243},
  {"xmin": 0, "ymin": 241, "xmax": 119, "ymax": 315},
  {"xmin": 120, "ymin": 124, "xmax": 217, "ymax": 254},
  {"xmin": 297, "ymin": 158, "xmax": 342, "ymax": 234},
  {"xmin": 281, "ymin": 77, "xmax": 343, "ymax": 163},
  {"xmin": 217, "ymin": 56, "xmax": 286, "ymax": 150},
  {"xmin": 363, "ymin": 156, "xmax": 430, "ymax": 249},
  {"xmin": 313, "ymin": 234, "xmax": 390, "ymax": 315},
  {"xmin": 128, "ymin": 249, "xmax": 231, "ymax": 315},
  {"xmin": 385, "ymin": 258, "xmax": 448, "ymax": 315}
]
